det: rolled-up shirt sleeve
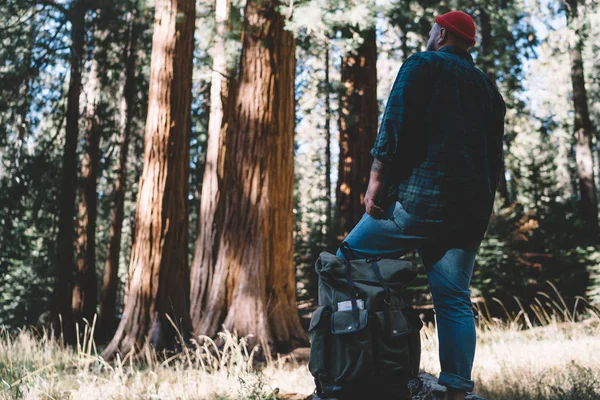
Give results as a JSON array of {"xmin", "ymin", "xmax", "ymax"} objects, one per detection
[{"xmin": 371, "ymin": 54, "xmax": 433, "ymax": 165}]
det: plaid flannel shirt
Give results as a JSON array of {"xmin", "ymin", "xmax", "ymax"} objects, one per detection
[{"xmin": 372, "ymin": 46, "xmax": 506, "ymax": 238}]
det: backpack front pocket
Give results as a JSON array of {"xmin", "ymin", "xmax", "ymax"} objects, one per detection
[
  {"xmin": 328, "ymin": 309, "xmax": 375, "ymax": 384},
  {"xmin": 308, "ymin": 306, "xmax": 376, "ymax": 389}
]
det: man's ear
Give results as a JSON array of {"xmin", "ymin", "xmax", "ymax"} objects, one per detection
[{"xmin": 439, "ymin": 27, "xmax": 448, "ymax": 45}]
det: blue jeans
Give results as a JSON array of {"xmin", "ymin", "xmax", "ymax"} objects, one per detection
[{"xmin": 336, "ymin": 201, "xmax": 480, "ymax": 393}]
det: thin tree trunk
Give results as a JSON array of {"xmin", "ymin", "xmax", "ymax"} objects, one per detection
[
  {"xmin": 189, "ymin": 0, "xmax": 231, "ymax": 333},
  {"xmin": 336, "ymin": 28, "xmax": 378, "ymax": 237},
  {"xmin": 53, "ymin": 2, "xmax": 86, "ymax": 344},
  {"xmin": 324, "ymin": 43, "xmax": 332, "ymax": 243},
  {"xmin": 72, "ymin": 52, "xmax": 101, "ymax": 325},
  {"xmin": 98, "ymin": 11, "xmax": 138, "ymax": 341},
  {"xmin": 400, "ymin": 22, "xmax": 410, "ymax": 62},
  {"xmin": 12, "ymin": 18, "xmax": 37, "ymax": 165},
  {"xmin": 566, "ymin": 0, "xmax": 598, "ymax": 235},
  {"xmin": 102, "ymin": 0, "xmax": 195, "ymax": 358},
  {"xmin": 196, "ymin": 0, "xmax": 306, "ymax": 352}
]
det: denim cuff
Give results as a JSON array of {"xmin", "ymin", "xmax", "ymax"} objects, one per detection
[{"xmin": 438, "ymin": 371, "xmax": 475, "ymax": 392}]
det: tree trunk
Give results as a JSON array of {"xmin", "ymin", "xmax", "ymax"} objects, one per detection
[
  {"xmin": 102, "ymin": 0, "xmax": 195, "ymax": 358},
  {"xmin": 98, "ymin": 11, "xmax": 138, "ymax": 341},
  {"xmin": 52, "ymin": 3, "xmax": 86, "ymax": 344},
  {"xmin": 336, "ymin": 28, "xmax": 378, "ymax": 237},
  {"xmin": 72, "ymin": 52, "xmax": 101, "ymax": 326},
  {"xmin": 400, "ymin": 21, "xmax": 410, "ymax": 62},
  {"xmin": 195, "ymin": 0, "xmax": 306, "ymax": 352},
  {"xmin": 12, "ymin": 19, "xmax": 36, "ymax": 164},
  {"xmin": 324, "ymin": 43, "xmax": 332, "ymax": 244},
  {"xmin": 566, "ymin": 0, "xmax": 598, "ymax": 235},
  {"xmin": 189, "ymin": 0, "xmax": 232, "ymax": 333}
]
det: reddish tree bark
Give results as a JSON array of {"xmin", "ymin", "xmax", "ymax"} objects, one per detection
[
  {"xmin": 98, "ymin": 12, "xmax": 139, "ymax": 341},
  {"xmin": 52, "ymin": 2, "xmax": 87, "ymax": 344},
  {"xmin": 103, "ymin": 0, "xmax": 195, "ymax": 358},
  {"xmin": 336, "ymin": 28, "xmax": 378, "ymax": 237},
  {"xmin": 195, "ymin": 0, "xmax": 306, "ymax": 352},
  {"xmin": 72, "ymin": 53, "xmax": 101, "ymax": 325},
  {"xmin": 566, "ymin": 0, "xmax": 598, "ymax": 235},
  {"xmin": 189, "ymin": 0, "xmax": 232, "ymax": 332}
]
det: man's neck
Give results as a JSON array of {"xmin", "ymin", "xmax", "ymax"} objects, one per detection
[
  {"xmin": 437, "ymin": 45, "xmax": 474, "ymax": 63},
  {"xmin": 438, "ymin": 43, "xmax": 469, "ymax": 52}
]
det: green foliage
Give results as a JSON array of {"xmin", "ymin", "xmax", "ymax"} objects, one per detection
[
  {"xmin": 0, "ymin": 1, "xmax": 68, "ymax": 327},
  {"xmin": 236, "ymin": 373, "xmax": 278, "ymax": 400},
  {"xmin": 0, "ymin": 0, "xmax": 153, "ymax": 327},
  {"xmin": 293, "ymin": 39, "xmax": 337, "ymax": 308},
  {"xmin": 473, "ymin": 119, "xmax": 594, "ymax": 313},
  {"xmin": 285, "ymin": 0, "xmax": 377, "ymax": 41}
]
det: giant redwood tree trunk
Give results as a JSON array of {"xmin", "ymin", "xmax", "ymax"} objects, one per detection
[
  {"xmin": 566, "ymin": 0, "xmax": 598, "ymax": 236},
  {"xmin": 189, "ymin": 0, "xmax": 232, "ymax": 332},
  {"xmin": 53, "ymin": 3, "xmax": 86, "ymax": 343},
  {"xmin": 102, "ymin": 0, "xmax": 195, "ymax": 358},
  {"xmin": 72, "ymin": 53, "xmax": 101, "ymax": 325},
  {"xmin": 195, "ymin": 0, "xmax": 306, "ymax": 352},
  {"xmin": 336, "ymin": 28, "xmax": 378, "ymax": 237},
  {"xmin": 98, "ymin": 12, "xmax": 138, "ymax": 341}
]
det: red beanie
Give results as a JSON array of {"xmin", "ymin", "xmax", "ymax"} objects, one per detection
[{"xmin": 435, "ymin": 11, "xmax": 476, "ymax": 46}]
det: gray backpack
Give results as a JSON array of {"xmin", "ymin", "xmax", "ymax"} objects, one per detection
[{"xmin": 308, "ymin": 243, "xmax": 423, "ymax": 399}]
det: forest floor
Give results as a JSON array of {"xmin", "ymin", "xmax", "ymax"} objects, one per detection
[{"xmin": 1, "ymin": 317, "xmax": 600, "ymax": 400}]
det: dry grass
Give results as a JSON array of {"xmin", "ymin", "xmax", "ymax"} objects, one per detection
[
  {"xmin": 1, "ymin": 293, "xmax": 600, "ymax": 399},
  {"xmin": 0, "ymin": 326, "xmax": 315, "ymax": 400},
  {"xmin": 421, "ymin": 318, "xmax": 600, "ymax": 399}
]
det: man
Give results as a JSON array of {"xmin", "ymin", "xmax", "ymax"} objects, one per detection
[{"xmin": 337, "ymin": 11, "xmax": 506, "ymax": 400}]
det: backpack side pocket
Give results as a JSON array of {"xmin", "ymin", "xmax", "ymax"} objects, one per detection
[
  {"xmin": 403, "ymin": 306, "xmax": 423, "ymax": 376},
  {"xmin": 308, "ymin": 306, "xmax": 331, "ymax": 382}
]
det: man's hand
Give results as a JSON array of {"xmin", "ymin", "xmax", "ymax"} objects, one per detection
[
  {"xmin": 365, "ymin": 181, "xmax": 385, "ymax": 219},
  {"xmin": 365, "ymin": 159, "xmax": 387, "ymax": 219}
]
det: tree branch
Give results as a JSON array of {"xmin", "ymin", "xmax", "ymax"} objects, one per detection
[{"xmin": 36, "ymin": 0, "xmax": 68, "ymax": 15}]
